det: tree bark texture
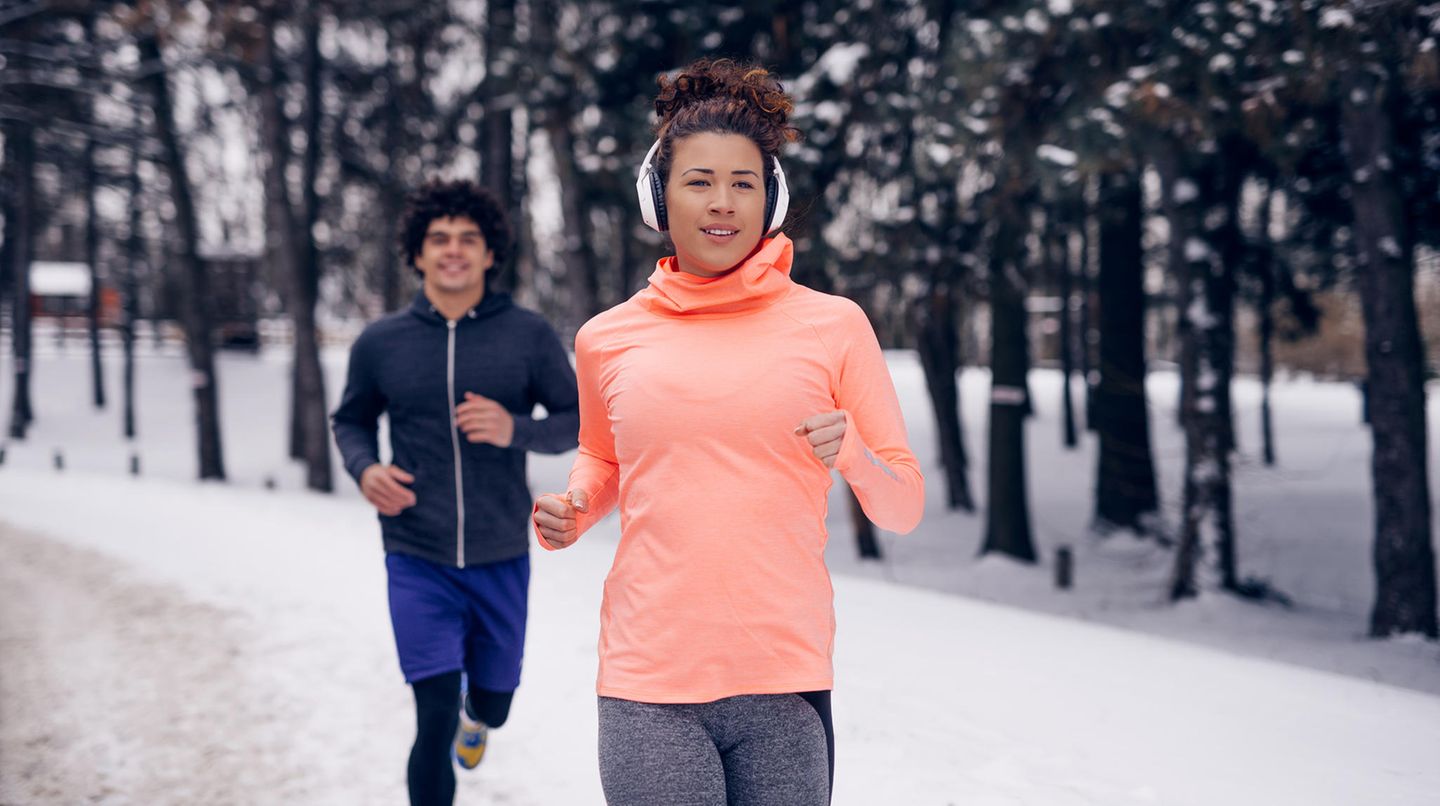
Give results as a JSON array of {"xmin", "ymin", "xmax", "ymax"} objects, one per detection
[
  {"xmin": 914, "ymin": 284, "xmax": 974, "ymax": 512},
  {"xmin": 294, "ymin": 5, "xmax": 333, "ymax": 492},
  {"xmin": 85, "ymin": 136, "xmax": 106, "ymax": 410},
  {"xmin": 1256, "ymin": 183, "xmax": 1277, "ymax": 467},
  {"xmin": 123, "ymin": 148, "xmax": 142, "ymax": 441},
  {"xmin": 1159, "ymin": 141, "xmax": 1237, "ymax": 599},
  {"xmin": 1053, "ymin": 210, "xmax": 1077, "ymax": 449},
  {"xmin": 141, "ymin": 33, "xmax": 226, "ymax": 481},
  {"xmin": 1092, "ymin": 169, "xmax": 1159, "ymax": 533},
  {"xmin": 1340, "ymin": 72, "xmax": 1437, "ymax": 638},
  {"xmin": 5, "ymin": 117, "xmax": 36, "ymax": 440},
  {"xmin": 982, "ymin": 206, "xmax": 1035, "ymax": 562}
]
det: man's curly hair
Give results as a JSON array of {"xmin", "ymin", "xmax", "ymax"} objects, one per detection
[{"xmin": 398, "ymin": 179, "xmax": 513, "ymax": 278}]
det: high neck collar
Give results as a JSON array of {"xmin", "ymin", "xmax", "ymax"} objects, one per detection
[{"xmin": 636, "ymin": 234, "xmax": 795, "ymax": 318}]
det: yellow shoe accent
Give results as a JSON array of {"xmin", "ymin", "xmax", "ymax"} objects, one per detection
[{"xmin": 454, "ymin": 713, "xmax": 488, "ymax": 770}]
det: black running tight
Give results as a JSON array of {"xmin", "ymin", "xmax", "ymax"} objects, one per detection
[{"xmin": 407, "ymin": 671, "xmax": 516, "ymax": 806}]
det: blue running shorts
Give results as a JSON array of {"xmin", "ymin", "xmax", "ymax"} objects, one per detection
[{"xmin": 385, "ymin": 551, "xmax": 529, "ymax": 690}]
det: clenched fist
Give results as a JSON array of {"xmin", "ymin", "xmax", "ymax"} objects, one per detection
[
  {"xmin": 534, "ymin": 489, "xmax": 590, "ymax": 549},
  {"xmin": 794, "ymin": 410, "xmax": 847, "ymax": 469}
]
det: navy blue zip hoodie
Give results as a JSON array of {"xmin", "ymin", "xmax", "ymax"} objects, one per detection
[{"xmin": 331, "ymin": 291, "xmax": 579, "ymax": 567}]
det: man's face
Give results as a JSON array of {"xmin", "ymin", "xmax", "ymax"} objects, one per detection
[
  {"xmin": 413, "ymin": 216, "xmax": 494, "ymax": 298},
  {"xmin": 664, "ymin": 132, "xmax": 767, "ymax": 278}
]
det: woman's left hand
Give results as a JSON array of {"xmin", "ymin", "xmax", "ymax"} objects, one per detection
[{"xmin": 794, "ymin": 410, "xmax": 847, "ymax": 468}]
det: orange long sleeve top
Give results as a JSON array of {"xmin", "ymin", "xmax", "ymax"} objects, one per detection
[{"xmin": 540, "ymin": 234, "xmax": 924, "ymax": 703}]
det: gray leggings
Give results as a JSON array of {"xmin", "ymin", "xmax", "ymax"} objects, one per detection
[{"xmin": 598, "ymin": 694, "xmax": 831, "ymax": 806}]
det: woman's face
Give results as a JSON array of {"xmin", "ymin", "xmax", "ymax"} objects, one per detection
[{"xmin": 664, "ymin": 132, "xmax": 767, "ymax": 278}]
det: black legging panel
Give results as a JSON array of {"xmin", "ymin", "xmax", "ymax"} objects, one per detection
[
  {"xmin": 409, "ymin": 671, "xmax": 462, "ymax": 806},
  {"xmin": 796, "ymin": 690, "xmax": 834, "ymax": 800},
  {"xmin": 466, "ymin": 685, "xmax": 515, "ymax": 728}
]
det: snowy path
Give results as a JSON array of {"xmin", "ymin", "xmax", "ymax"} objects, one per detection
[
  {"xmin": 3, "ymin": 470, "xmax": 1439, "ymax": 805},
  {"xmin": 0, "ymin": 525, "xmax": 316, "ymax": 803}
]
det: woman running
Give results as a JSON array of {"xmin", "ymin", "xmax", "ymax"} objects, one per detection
[{"xmin": 533, "ymin": 58, "xmax": 925, "ymax": 806}]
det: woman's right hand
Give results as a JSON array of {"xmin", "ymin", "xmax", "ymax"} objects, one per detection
[{"xmin": 534, "ymin": 489, "xmax": 589, "ymax": 549}]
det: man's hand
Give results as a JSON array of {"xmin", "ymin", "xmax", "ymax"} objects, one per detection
[
  {"xmin": 534, "ymin": 489, "xmax": 589, "ymax": 549},
  {"xmin": 456, "ymin": 392, "xmax": 515, "ymax": 448},
  {"xmin": 360, "ymin": 463, "xmax": 417, "ymax": 516},
  {"xmin": 794, "ymin": 410, "xmax": 848, "ymax": 469}
]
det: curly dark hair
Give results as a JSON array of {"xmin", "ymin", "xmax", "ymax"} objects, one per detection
[
  {"xmin": 652, "ymin": 58, "xmax": 802, "ymax": 184},
  {"xmin": 397, "ymin": 179, "xmax": 513, "ymax": 278}
]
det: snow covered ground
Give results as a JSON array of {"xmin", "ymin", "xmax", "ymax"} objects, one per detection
[{"xmin": 1, "ymin": 336, "xmax": 1438, "ymax": 804}]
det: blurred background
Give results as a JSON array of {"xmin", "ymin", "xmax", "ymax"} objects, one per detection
[{"xmin": 1, "ymin": 1, "xmax": 1437, "ymax": 631}]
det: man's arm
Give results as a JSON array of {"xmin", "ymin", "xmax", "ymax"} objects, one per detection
[
  {"xmin": 331, "ymin": 333, "xmax": 385, "ymax": 484},
  {"xmin": 509, "ymin": 322, "xmax": 580, "ymax": 454}
]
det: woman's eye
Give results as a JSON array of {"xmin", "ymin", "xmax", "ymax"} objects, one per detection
[
  {"xmin": 735, "ymin": 182, "xmax": 754, "ymax": 190},
  {"xmin": 688, "ymin": 180, "xmax": 709, "ymax": 187}
]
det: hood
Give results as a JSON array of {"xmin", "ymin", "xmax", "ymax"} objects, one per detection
[
  {"xmin": 408, "ymin": 289, "xmax": 514, "ymax": 325},
  {"xmin": 635, "ymin": 234, "xmax": 795, "ymax": 318}
]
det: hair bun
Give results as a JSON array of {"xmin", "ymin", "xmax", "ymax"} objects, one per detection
[{"xmin": 654, "ymin": 59, "xmax": 799, "ymax": 144}]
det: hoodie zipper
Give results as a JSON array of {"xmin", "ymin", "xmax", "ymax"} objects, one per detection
[{"xmin": 446, "ymin": 318, "xmax": 465, "ymax": 567}]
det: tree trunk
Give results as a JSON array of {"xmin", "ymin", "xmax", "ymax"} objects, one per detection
[
  {"xmin": 1053, "ymin": 210, "xmax": 1077, "ymax": 449},
  {"xmin": 848, "ymin": 483, "xmax": 882, "ymax": 559},
  {"xmin": 1212, "ymin": 148, "xmax": 1245, "ymax": 459},
  {"xmin": 379, "ymin": 189, "xmax": 405, "ymax": 312},
  {"xmin": 376, "ymin": 19, "xmax": 428, "ymax": 313},
  {"xmin": 552, "ymin": 121, "xmax": 594, "ymax": 324},
  {"xmin": 123, "ymin": 147, "xmax": 142, "ymax": 441},
  {"xmin": 1340, "ymin": 72, "xmax": 1437, "ymax": 638},
  {"xmin": 255, "ymin": 14, "xmax": 303, "ymax": 458},
  {"xmin": 528, "ymin": 0, "xmax": 588, "ymax": 330},
  {"xmin": 511, "ymin": 108, "xmax": 535, "ymax": 303},
  {"xmin": 294, "ymin": 4, "xmax": 332, "ymax": 492},
  {"xmin": 85, "ymin": 136, "xmax": 106, "ymax": 410},
  {"xmin": 1092, "ymin": 169, "xmax": 1159, "ymax": 533},
  {"xmin": 256, "ymin": 8, "xmax": 331, "ymax": 492},
  {"xmin": 615, "ymin": 126, "xmax": 643, "ymax": 300},
  {"xmin": 982, "ymin": 206, "xmax": 1035, "ymax": 562},
  {"xmin": 289, "ymin": 363, "xmax": 303, "ymax": 459},
  {"xmin": 481, "ymin": 0, "xmax": 517, "ymax": 282},
  {"xmin": 915, "ymin": 284, "xmax": 974, "ymax": 511},
  {"xmin": 6, "ymin": 107, "xmax": 36, "ymax": 440},
  {"xmin": 141, "ymin": 33, "xmax": 226, "ymax": 481},
  {"xmin": 545, "ymin": 116, "xmax": 598, "ymax": 324},
  {"xmin": 1077, "ymin": 183, "xmax": 1095, "ymax": 432},
  {"xmin": 1160, "ymin": 142, "xmax": 1237, "ymax": 599},
  {"xmin": 1256, "ymin": 182, "xmax": 1277, "ymax": 467}
]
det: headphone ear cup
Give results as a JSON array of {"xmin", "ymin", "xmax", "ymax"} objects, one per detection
[
  {"xmin": 635, "ymin": 139, "xmax": 667, "ymax": 232},
  {"xmin": 650, "ymin": 170, "xmax": 669, "ymax": 232},
  {"xmin": 765, "ymin": 157, "xmax": 790, "ymax": 233},
  {"xmin": 764, "ymin": 175, "xmax": 779, "ymax": 233}
]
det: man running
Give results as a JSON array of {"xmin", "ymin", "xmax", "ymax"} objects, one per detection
[{"xmin": 333, "ymin": 179, "xmax": 579, "ymax": 806}]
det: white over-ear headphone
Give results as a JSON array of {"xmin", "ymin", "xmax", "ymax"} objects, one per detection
[{"xmin": 635, "ymin": 138, "xmax": 790, "ymax": 234}]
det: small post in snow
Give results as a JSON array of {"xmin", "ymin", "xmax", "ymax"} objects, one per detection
[
  {"xmin": 53, "ymin": 449, "xmax": 64, "ymax": 472},
  {"xmin": 130, "ymin": 453, "xmax": 141, "ymax": 476},
  {"xmin": 1055, "ymin": 545, "xmax": 1073, "ymax": 590}
]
